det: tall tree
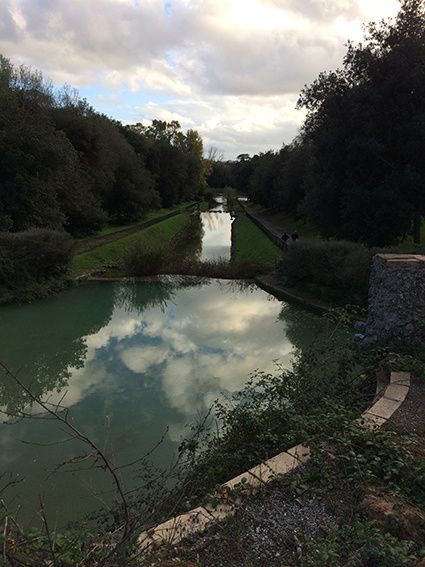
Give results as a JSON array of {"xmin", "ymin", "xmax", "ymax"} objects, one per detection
[{"xmin": 298, "ymin": 0, "xmax": 425, "ymax": 245}]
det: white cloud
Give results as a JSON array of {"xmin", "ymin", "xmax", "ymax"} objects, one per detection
[
  {"xmin": 121, "ymin": 345, "xmax": 169, "ymax": 374},
  {"xmin": 0, "ymin": 0, "xmax": 400, "ymax": 157}
]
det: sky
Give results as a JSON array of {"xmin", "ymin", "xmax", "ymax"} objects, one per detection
[{"xmin": 0, "ymin": 0, "xmax": 399, "ymax": 159}]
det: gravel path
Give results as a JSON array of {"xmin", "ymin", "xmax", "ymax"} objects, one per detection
[
  {"xmin": 385, "ymin": 376, "xmax": 425, "ymax": 437},
  {"xmin": 150, "ymin": 470, "xmax": 354, "ymax": 567}
]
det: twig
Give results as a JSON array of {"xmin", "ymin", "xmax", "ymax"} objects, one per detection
[
  {"xmin": 39, "ymin": 497, "xmax": 57, "ymax": 566},
  {"xmin": 3, "ymin": 515, "xmax": 8, "ymax": 564}
]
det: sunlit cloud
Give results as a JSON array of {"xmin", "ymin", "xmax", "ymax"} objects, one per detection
[{"xmin": 0, "ymin": 0, "xmax": 400, "ymax": 156}]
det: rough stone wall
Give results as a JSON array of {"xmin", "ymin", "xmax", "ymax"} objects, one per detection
[{"xmin": 359, "ymin": 254, "xmax": 425, "ymax": 346}]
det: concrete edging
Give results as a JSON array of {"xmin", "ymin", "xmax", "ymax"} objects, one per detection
[
  {"xmin": 138, "ymin": 370, "xmax": 411, "ymax": 552},
  {"xmin": 256, "ymin": 275, "xmax": 331, "ymax": 314}
]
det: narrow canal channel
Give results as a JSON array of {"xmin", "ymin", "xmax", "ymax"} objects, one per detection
[{"xmin": 199, "ymin": 196, "xmax": 233, "ymax": 261}]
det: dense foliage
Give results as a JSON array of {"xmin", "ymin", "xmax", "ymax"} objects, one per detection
[
  {"xmin": 0, "ymin": 229, "xmax": 72, "ymax": 285},
  {"xmin": 278, "ymin": 239, "xmax": 372, "ymax": 303},
  {"xmin": 0, "ymin": 229, "xmax": 73, "ymax": 303},
  {"xmin": 0, "ymin": 56, "xmax": 206, "ymax": 237},
  {"xmin": 223, "ymin": 0, "xmax": 425, "ymax": 246}
]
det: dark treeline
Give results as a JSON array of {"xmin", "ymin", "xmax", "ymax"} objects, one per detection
[
  {"xmin": 0, "ymin": 55, "xmax": 206, "ymax": 237},
  {"xmin": 209, "ymin": 0, "xmax": 425, "ymax": 247}
]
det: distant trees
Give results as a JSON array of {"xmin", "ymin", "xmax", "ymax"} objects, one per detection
[
  {"xmin": 228, "ymin": 0, "xmax": 425, "ymax": 246},
  {"xmin": 0, "ymin": 57, "xmax": 207, "ymax": 236},
  {"xmin": 229, "ymin": 145, "xmax": 310, "ymax": 220}
]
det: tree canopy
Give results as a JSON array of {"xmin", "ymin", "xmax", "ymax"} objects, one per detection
[
  {"xmin": 0, "ymin": 57, "xmax": 207, "ymax": 236},
  {"xmin": 224, "ymin": 0, "xmax": 425, "ymax": 246}
]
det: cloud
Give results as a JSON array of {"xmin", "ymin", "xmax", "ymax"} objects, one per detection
[
  {"xmin": 121, "ymin": 346, "xmax": 169, "ymax": 374},
  {"xmin": 0, "ymin": 0, "xmax": 399, "ymax": 157},
  {"xmin": 135, "ymin": 93, "xmax": 305, "ymax": 156}
]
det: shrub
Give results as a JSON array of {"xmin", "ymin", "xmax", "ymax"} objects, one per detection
[
  {"xmin": 278, "ymin": 239, "xmax": 372, "ymax": 301},
  {"xmin": 122, "ymin": 241, "xmax": 170, "ymax": 276},
  {"xmin": 0, "ymin": 229, "xmax": 73, "ymax": 288}
]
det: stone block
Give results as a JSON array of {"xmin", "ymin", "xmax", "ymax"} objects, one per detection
[
  {"xmin": 367, "ymin": 396, "xmax": 401, "ymax": 420},
  {"xmin": 383, "ymin": 383, "xmax": 409, "ymax": 402},
  {"xmin": 224, "ymin": 450, "xmax": 303, "ymax": 490},
  {"xmin": 286, "ymin": 443, "xmax": 310, "ymax": 462},
  {"xmin": 390, "ymin": 371, "xmax": 411, "ymax": 386},
  {"xmin": 361, "ymin": 411, "xmax": 388, "ymax": 429}
]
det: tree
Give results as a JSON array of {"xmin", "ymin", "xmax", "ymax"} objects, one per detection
[
  {"xmin": 0, "ymin": 55, "xmax": 207, "ymax": 236},
  {"xmin": 298, "ymin": 0, "xmax": 425, "ymax": 245}
]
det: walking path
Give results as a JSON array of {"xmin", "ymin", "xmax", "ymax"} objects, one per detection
[
  {"xmin": 74, "ymin": 204, "xmax": 196, "ymax": 255},
  {"xmin": 385, "ymin": 375, "xmax": 425, "ymax": 437}
]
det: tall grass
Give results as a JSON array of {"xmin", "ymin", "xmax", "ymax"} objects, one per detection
[{"xmin": 122, "ymin": 241, "xmax": 267, "ymax": 279}]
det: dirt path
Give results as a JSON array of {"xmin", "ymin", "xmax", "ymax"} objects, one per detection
[
  {"xmin": 74, "ymin": 205, "xmax": 196, "ymax": 255},
  {"xmin": 385, "ymin": 376, "xmax": 425, "ymax": 437}
]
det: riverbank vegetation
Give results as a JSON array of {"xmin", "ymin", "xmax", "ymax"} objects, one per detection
[
  {"xmin": 72, "ymin": 213, "xmax": 189, "ymax": 276},
  {"xmin": 232, "ymin": 208, "xmax": 282, "ymax": 269},
  {"xmin": 278, "ymin": 240, "xmax": 373, "ymax": 306},
  {"xmin": 0, "ymin": 229, "xmax": 73, "ymax": 304}
]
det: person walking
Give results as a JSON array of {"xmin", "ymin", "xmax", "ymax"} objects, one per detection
[{"xmin": 281, "ymin": 232, "xmax": 290, "ymax": 249}]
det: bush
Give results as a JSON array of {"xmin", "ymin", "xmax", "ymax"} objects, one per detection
[
  {"xmin": 122, "ymin": 241, "xmax": 170, "ymax": 276},
  {"xmin": 279, "ymin": 239, "xmax": 372, "ymax": 301},
  {"xmin": 0, "ymin": 229, "xmax": 73, "ymax": 288}
]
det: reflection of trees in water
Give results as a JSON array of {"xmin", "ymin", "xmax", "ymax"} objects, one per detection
[
  {"xmin": 216, "ymin": 279, "xmax": 259, "ymax": 295},
  {"xmin": 0, "ymin": 283, "xmax": 115, "ymax": 413},
  {"xmin": 115, "ymin": 279, "xmax": 177, "ymax": 314},
  {"xmin": 280, "ymin": 303, "xmax": 351, "ymax": 355},
  {"xmin": 174, "ymin": 213, "xmax": 203, "ymax": 259},
  {"xmin": 279, "ymin": 303, "xmax": 323, "ymax": 355},
  {"xmin": 114, "ymin": 276, "xmax": 206, "ymax": 315}
]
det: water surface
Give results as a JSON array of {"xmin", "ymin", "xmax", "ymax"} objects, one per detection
[
  {"xmin": 0, "ymin": 278, "xmax": 320, "ymax": 525},
  {"xmin": 199, "ymin": 197, "xmax": 233, "ymax": 261}
]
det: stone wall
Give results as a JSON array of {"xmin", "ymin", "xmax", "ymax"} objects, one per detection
[{"xmin": 359, "ymin": 254, "xmax": 425, "ymax": 346}]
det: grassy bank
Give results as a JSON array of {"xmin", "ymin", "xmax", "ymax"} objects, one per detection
[
  {"xmin": 77, "ymin": 204, "xmax": 282, "ymax": 280},
  {"xmin": 232, "ymin": 209, "xmax": 282, "ymax": 269},
  {"xmin": 72, "ymin": 213, "xmax": 188, "ymax": 276},
  {"xmin": 77, "ymin": 201, "xmax": 195, "ymax": 242},
  {"xmin": 121, "ymin": 212, "xmax": 268, "ymax": 279}
]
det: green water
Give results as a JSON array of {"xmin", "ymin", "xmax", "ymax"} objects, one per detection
[{"xmin": 0, "ymin": 278, "xmax": 320, "ymax": 526}]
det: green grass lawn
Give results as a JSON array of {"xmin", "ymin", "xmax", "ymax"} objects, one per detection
[
  {"xmin": 72, "ymin": 213, "xmax": 188, "ymax": 276},
  {"xmin": 77, "ymin": 201, "xmax": 195, "ymax": 242},
  {"xmin": 232, "ymin": 213, "xmax": 282, "ymax": 269}
]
